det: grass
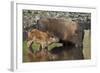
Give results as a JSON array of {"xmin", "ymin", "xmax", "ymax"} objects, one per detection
[
  {"xmin": 48, "ymin": 43, "xmax": 63, "ymax": 51},
  {"xmin": 23, "ymin": 41, "xmax": 33, "ymax": 62}
]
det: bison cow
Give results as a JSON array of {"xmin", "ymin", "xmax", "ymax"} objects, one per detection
[{"xmin": 36, "ymin": 18, "xmax": 84, "ymax": 59}]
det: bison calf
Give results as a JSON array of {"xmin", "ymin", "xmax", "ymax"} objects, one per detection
[{"xmin": 27, "ymin": 29, "xmax": 59, "ymax": 52}]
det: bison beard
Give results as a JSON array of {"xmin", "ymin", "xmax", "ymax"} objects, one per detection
[{"xmin": 37, "ymin": 18, "xmax": 84, "ymax": 59}]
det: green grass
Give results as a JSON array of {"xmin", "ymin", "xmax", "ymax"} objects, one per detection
[
  {"xmin": 23, "ymin": 41, "xmax": 29, "ymax": 62},
  {"xmin": 31, "ymin": 42, "xmax": 40, "ymax": 52},
  {"xmin": 48, "ymin": 43, "xmax": 63, "ymax": 51}
]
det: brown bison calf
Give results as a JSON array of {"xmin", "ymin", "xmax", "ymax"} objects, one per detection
[
  {"xmin": 27, "ymin": 29, "xmax": 59, "ymax": 52},
  {"xmin": 27, "ymin": 29, "xmax": 59, "ymax": 61}
]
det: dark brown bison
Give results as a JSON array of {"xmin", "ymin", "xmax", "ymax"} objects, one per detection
[
  {"xmin": 37, "ymin": 18, "xmax": 83, "ymax": 46},
  {"xmin": 36, "ymin": 18, "xmax": 84, "ymax": 59}
]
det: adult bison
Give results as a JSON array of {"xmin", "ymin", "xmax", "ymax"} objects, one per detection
[{"xmin": 36, "ymin": 18, "xmax": 84, "ymax": 59}]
